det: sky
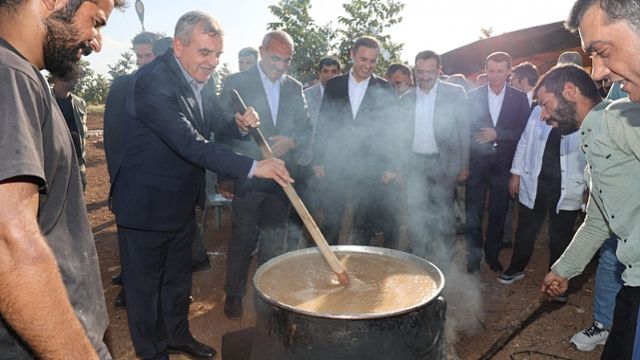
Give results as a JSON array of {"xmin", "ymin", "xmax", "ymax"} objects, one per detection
[{"xmin": 90, "ymin": 0, "xmax": 578, "ymax": 77}]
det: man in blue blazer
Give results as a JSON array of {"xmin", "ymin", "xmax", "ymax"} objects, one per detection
[
  {"xmin": 218, "ymin": 30, "xmax": 311, "ymax": 319},
  {"xmin": 465, "ymin": 51, "xmax": 531, "ymax": 274},
  {"xmin": 313, "ymin": 36, "xmax": 399, "ymax": 248},
  {"xmin": 110, "ymin": 11, "xmax": 292, "ymax": 360}
]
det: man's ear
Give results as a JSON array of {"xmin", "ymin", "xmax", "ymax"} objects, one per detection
[
  {"xmin": 42, "ymin": 0, "xmax": 67, "ymax": 13},
  {"xmin": 562, "ymin": 82, "xmax": 579, "ymax": 101},
  {"xmin": 173, "ymin": 37, "xmax": 183, "ymax": 58}
]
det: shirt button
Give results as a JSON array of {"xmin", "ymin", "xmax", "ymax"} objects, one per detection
[
  {"xmin": 629, "ymin": 264, "xmax": 633, "ymax": 268},
  {"xmin": 612, "ymin": 215, "xmax": 615, "ymax": 219},
  {"xmin": 624, "ymin": 239, "xmax": 628, "ymax": 243}
]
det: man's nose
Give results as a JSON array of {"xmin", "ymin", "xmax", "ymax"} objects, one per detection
[
  {"xmin": 89, "ymin": 34, "xmax": 102, "ymax": 53},
  {"xmin": 590, "ymin": 57, "xmax": 611, "ymax": 81}
]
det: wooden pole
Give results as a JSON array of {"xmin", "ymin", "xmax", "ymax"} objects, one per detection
[{"xmin": 231, "ymin": 90, "xmax": 349, "ymax": 285}]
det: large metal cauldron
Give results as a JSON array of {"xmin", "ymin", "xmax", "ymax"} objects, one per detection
[{"xmin": 250, "ymin": 245, "xmax": 446, "ymax": 360}]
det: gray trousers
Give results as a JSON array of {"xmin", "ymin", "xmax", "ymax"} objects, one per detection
[{"xmin": 406, "ymin": 154, "xmax": 457, "ymax": 272}]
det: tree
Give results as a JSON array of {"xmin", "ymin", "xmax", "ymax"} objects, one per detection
[
  {"xmin": 75, "ymin": 60, "xmax": 110, "ymax": 104},
  {"xmin": 213, "ymin": 62, "xmax": 232, "ymax": 96},
  {"xmin": 336, "ymin": 0, "xmax": 405, "ymax": 76},
  {"xmin": 108, "ymin": 51, "xmax": 136, "ymax": 81},
  {"xmin": 267, "ymin": 0, "xmax": 335, "ymax": 84},
  {"xmin": 479, "ymin": 27, "xmax": 493, "ymax": 39}
]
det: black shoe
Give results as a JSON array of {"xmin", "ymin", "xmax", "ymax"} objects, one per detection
[
  {"xmin": 467, "ymin": 261, "xmax": 480, "ymax": 274},
  {"xmin": 191, "ymin": 257, "xmax": 211, "ymax": 273},
  {"xmin": 224, "ymin": 296, "xmax": 243, "ymax": 319},
  {"xmin": 168, "ymin": 337, "xmax": 217, "ymax": 359},
  {"xmin": 111, "ymin": 272, "xmax": 123, "ymax": 285},
  {"xmin": 486, "ymin": 259, "xmax": 503, "ymax": 273},
  {"xmin": 114, "ymin": 289, "xmax": 126, "ymax": 310}
]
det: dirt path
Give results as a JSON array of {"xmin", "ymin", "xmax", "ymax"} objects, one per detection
[{"xmin": 85, "ymin": 112, "xmax": 602, "ymax": 359}]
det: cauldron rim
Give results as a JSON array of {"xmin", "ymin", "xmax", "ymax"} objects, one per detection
[{"xmin": 253, "ymin": 245, "xmax": 445, "ymax": 320}]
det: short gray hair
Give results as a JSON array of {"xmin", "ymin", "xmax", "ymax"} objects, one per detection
[
  {"xmin": 261, "ymin": 30, "xmax": 294, "ymax": 51},
  {"xmin": 174, "ymin": 10, "xmax": 223, "ymax": 46}
]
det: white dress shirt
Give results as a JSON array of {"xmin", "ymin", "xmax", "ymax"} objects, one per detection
[
  {"xmin": 258, "ymin": 64, "xmax": 283, "ymax": 126},
  {"xmin": 412, "ymin": 82, "xmax": 439, "ymax": 154},
  {"xmin": 488, "ymin": 84, "xmax": 506, "ymax": 126},
  {"xmin": 348, "ymin": 69, "xmax": 370, "ymax": 119}
]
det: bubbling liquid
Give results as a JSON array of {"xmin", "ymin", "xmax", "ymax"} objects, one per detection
[{"xmin": 256, "ymin": 252, "xmax": 438, "ymax": 316}]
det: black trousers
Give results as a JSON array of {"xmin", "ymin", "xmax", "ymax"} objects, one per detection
[
  {"xmin": 505, "ymin": 184, "xmax": 579, "ymax": 274},
  {"xmin": 118, "ymin": 220, "xmax": 195, "ymax": 360},
  {"xmin": 465, "ymin": 155, "xmax": 511, "ymax": 265},
  {"xmin": 225, "ymin": 191, "xmax": 289, "ymax": 297},
  {"xmin": 601, "ymin": 286, "xmax": 640, "ymax": 359},
  {"xmin": 321, "ymin": 178, "xmax": 400, "ymax": 249}
]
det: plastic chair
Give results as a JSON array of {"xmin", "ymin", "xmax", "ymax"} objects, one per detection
[{"xmin": 201, "ymin": 169, "xmax": 232, "ymax": 239}]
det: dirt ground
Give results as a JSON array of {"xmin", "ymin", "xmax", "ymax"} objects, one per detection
[{"xmin": 85, "ymin": 111, "xmax": 603, "ymax": 360}]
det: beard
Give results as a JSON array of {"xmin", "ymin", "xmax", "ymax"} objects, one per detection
[
  {"xmin": 553, "ymin": 97, "xmax": 580, "ymax": 135},
  {"xmin": 43, "ymin": 8, "xmax": 88, "ymax": 82}
]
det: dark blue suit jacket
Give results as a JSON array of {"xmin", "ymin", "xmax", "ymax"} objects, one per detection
[
  {"xmin": 110, "ymin": 50, "xmax": 253, "ymax": 232},
  {"xmin": 467, "ymin": 84, "xmax": 531, "ymax": 169}
]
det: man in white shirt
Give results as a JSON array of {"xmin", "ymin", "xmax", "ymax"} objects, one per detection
[
  {"xmin": 498, "ymin": 105, "xmax": 586, "ymax": 290},
  {"xmin": 313, "ymin": 36, "xmax": 399, "ymax": 248},
  {"xmin": 397, "ymin": 50, "xmax": 469, "ymax": 271}
]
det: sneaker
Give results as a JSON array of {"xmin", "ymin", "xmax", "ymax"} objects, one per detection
[
  {"xmin": 497, "ymin": 271, "xmax": 525, "ymax": 284},
  {"xmin": 571, "ymin": 321, "xmax": 609, "ymax": 351}
]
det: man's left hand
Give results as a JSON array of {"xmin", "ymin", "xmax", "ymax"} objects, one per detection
[
  {"xmin": 269, "ymin": 135, "xmax": 295, "ymax": 157},
  {"xmin": 235, "ymin": 107, "xmax": 260, "ymax": 132},
  {"xmin": 473, "ymin": 127, "xmax": 497, "ymax": 144}
]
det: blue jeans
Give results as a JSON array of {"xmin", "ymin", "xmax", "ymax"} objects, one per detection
[{"xmin": 593, "ymin": 235, "xmax": 625, "ymax": 328}]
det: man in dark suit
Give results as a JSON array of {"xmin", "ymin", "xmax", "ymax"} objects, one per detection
[
  {"xmin": 397, "ymin": 50, "xmax": 469, "ymax": 272},
  {"xmin": 218, "ymin": 30, "xmax": 311, "ymax": 319},
  {"xmin": 313, "ymin": 36, "xmax": 399, "ymax": 248},
  {"xmin": 465, "ymin": 51, "xmax": 531, "ymax": 273},
  {"xmin": 110, "ymin": 11, "xmax": 292, "ymax": 359},
  {"xmin": 103, "ymin": 31, "xmax": 161, "ymax": 310}
]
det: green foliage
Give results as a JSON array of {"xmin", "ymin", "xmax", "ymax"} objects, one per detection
[
  {"xmin": 108, "ymin": 51, "xmax": 136, "ymax": 81},
  {"xmin": 267, "ymin": 0, "xmax": 335, "ymax": 84},
  {"xmin": 213, "ymin": 62, "xmax": 232, "ymax": 96},
  {"xmin": 75, "ymin": 60, "xmax": 110, "ymax": 105},
  {"xmin": 336, "ymin": 0, "xmax": 405, "ymax": 76}
]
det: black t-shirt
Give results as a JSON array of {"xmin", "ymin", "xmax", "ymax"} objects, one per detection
[
  {"xmin": 55, "ymin": 95, "xmax": 83, "ymax": 162},
  {"xmin": 538, "ymin": 127, "xmax": 562, "ymax": 190},
  {"xmin": 0, "ymin": 38, "xmax": 111, "ymax": 359}
]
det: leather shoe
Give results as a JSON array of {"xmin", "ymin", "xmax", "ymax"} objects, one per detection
[
  {"xmin": 114, "ymin": 289, "xmax": 126, "ymax": 310},
  {"xmin": 191, "ymin": 257, "xmax": 211, "ymax": 273},
  {"xmin": 224, "ymin": 296, "xmax": 243, "ymax": 319},
  {"xmin": 111, "ymin": 272, "xmax": 123, "ymax": 285},
  {"xmin": 168, "ymin": 337, "xmax": 216, "ymax": 359},
  {"xmin": 486, "ymin": 259, "xmax": 503, "ymax": 273}
]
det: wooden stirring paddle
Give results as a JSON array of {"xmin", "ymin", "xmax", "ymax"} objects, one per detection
[{"xmin": 230, "ymin": 89, "xmax": 349, "ymax": 285}]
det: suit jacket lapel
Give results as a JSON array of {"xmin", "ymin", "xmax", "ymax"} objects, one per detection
[
  {"xmin": 496, "ymin": 85, "xmax": 512, "ymax": 128},
  {"xmin": 165, "ymin": 52, "xmax": 206, "ymax": 133},
  {"xmin": 249, "ymin": 66, "xmax": 276, "ymax": 135},
  {"xmin": 354, "ymin": 75, "xmax": 378, "ymax": 121}
]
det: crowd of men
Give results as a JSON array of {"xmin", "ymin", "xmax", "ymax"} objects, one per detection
[{"xmin": 2, "ymin": 0, "xmax": 640, "ymax": 359}]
